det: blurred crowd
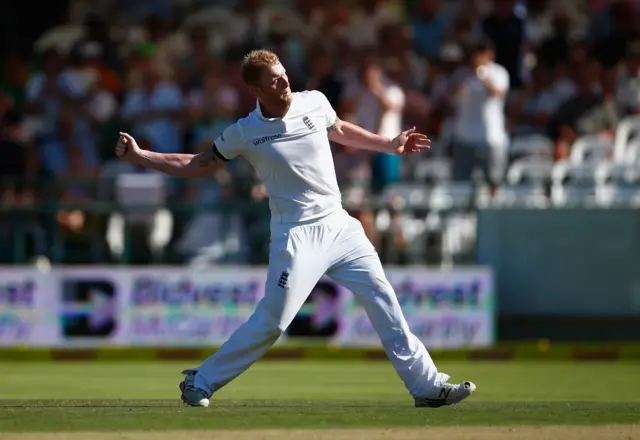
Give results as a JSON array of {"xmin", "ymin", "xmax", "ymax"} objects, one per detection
[{"xmin": 0, "ymin": 0, "xmax": 639, "ymax": 265}]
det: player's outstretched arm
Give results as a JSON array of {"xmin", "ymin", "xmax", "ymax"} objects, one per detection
[
  {"xmin": 327, "ymin": 118, "xmax": 430, "ymax": 155},
  {"xmin": 115, "ymin": 132, "xmax": 225, "ymax": 178}
]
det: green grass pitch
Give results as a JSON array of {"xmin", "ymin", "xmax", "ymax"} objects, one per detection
[{"xmin": 0, "ymin": 360, "xmax": 638, "ymax": 432}]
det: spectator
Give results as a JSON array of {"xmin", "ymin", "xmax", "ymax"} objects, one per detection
[
  {"xmin": 410, "ymin": 0, "xmax": 446, "ymax": 60},
  {"xmin": 305, "ymin": 45, "xmax": 343, "ymax": 111},
  {"xmin": 590, "ymin": 0, "xmax": 640, "ymax": 70},
  {"xmin": 0, "ymin": 99, "xmax": 42, "ymax": 263},
  {"xmin": 351, "ymin": 57, "xmax": 405, "ymax": 193},
  {"xmin": 511, "ymin": 63, "xmax": 563, "ymax": 136},
  {"xmin": 72, "ymin": 42, "xmax": 120, "ymax": 161},
  {"xmin": 378, "ymin": 23, "xmax": 428, "ymax": 92},
  {"xmin": 59, "ymin": 46, "xmax": 110, "ymax": 171},
  {"xmin": 448, "ymin": 9, "xmax": 482, "ymax": 48},
  {"xmin": 231, "ymin": 0, "xmax": 272, "ymax": 48},
  {"xmin": 123, "ymin": 0, "xmax": 172, "ymax": 24},
  {"xmin": 548, "ymin": 40, "xmax": 591, "ymax": 105},
  {"xmin": 536, "ymin": 9, "xmax": 574, "ymax": 69},
  {"xmin": 70, "ymin": 15, "xmax": 120, "ymax": 72},
  {"xmin": 0, "ymin": 54, "xmax": 28, "ymax": 118},
  {"xmin": 523, "ymin": 0, "xmax": 552, "ymax": 49},
  {"xmin": 616, "ymin": 40, "xmax": 640, "ymax": 117},
  {"xmin": 0, "ymin": 101, "xmax": 36, "ymax": 204},
  {"xmin": 24, "ymin": 49, "xmax": 79, "ymax": 176},
  {"xmin": 427, "ymin": 42, "xmax": 465, "ymax": 142},
  {"xmin": 55, "ymin": 145, "xmax": 97, "ymax": 232},
  {"xmin": 121, "ymin": 51, "xmax": 184, "ymax": 154},
  {"xmin": 338, "ymin": 0, "xmax": 399, "ymax": 50},
  {"xmin": 292, "ymin": 0, "xmax": 326, "ymax": 42},
  {"xmin": 186, "ymin": 67, "xmax": 239, "ymax": 156},
  {"xmin": 178, "ymin": 25, "xmax": 215, "ymax": 91},
  {"xmin": 451, "ymin": 38, "xmax": 509, "ymax": 187},
  {"xmin": 547, "ymin": 60, "xmax": 619, "ymax": 160},
  {"xmin": 482, "ymin": 0, "xmax": 527, "ymax": 89}
]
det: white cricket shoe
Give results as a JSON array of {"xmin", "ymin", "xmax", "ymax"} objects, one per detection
[
  {"xmin": 414, "ymin": 381, "xmax": 476, "ymax": 408},
  {"xmin": 179, "ymin": 369, "xmax": 210, "ymax": 407}
]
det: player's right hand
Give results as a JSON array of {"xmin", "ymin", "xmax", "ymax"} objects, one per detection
[{"xmin": 115, "ymin": 132, "xmax": 140, "ymax": 161}]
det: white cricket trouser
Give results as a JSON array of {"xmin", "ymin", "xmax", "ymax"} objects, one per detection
[{"xmin": 194, "ymin": 209, "xmax": 450, "ymax": 399}]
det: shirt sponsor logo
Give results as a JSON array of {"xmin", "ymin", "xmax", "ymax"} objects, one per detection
[{"xmin": 252, "ymin": 134, "xmax": 282, "ymax": 146}]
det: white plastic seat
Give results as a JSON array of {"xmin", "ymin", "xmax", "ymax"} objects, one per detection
[
  {"xmin": 413, "ymin": 157, "xmax": 452, "ymax": 181},
  {"xmin": 381, "ymin": 183, "xmax": 428, "ymax": 209},
  {"xmin": 597, "ymin": 164, "xmax": 640, "ymax": 207},
  {"xmin": 509, "ymin": 134, "xmax": 554, "ymax": 158},
  {"xmin": 494, "ymin": 157, "xmax": 553, "ymax": 207},
  {"xmin": 428, "ymin": 182, "xmax": 474, "ymax": 211},
  {"xmin": 613, "ymin": 114, "xmax": 640, "ymax": 163},
  {"xmin": 413, "ymin": 157, "xmax": 453, "ymax": 182},
  {"xmin": 551, "ymin": 182, "xmax": 600, "ymax": 206},
  {"xmin": 506, "ymin": 157, "xmax": 554, "ymax": 184},
  {"xmin": 493, "ymin": 185, "xmax": 549, "ymax": 207},
  {"xmin": 550, "ymin": 161, "xmax": 607, "ymax": 207},
  {"xmin": 551, "ymin": 161, "xmax": 606, "ymax": 184},
  {"xmin": 622, "ymin": 139, "xmax": 640, "ymax": 165},
  {"xmin": 441, "ymin": 213, "xmax": 477, "ymax": 267},
  {"xmin": 569, "ymin": 135, "xmax": 613, "ymax": 164}
]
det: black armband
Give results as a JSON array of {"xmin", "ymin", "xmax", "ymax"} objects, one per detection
[{"xmin": 212, "ymin": 142, "xmax": 230, "ymax": 162}]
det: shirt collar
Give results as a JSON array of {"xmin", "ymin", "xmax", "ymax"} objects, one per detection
[{"xmin": 256, "ymin": 94, "xmax": 295, "ymax": 122}]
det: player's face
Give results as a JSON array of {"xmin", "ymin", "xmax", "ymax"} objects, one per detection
[{"xmin": 256, "ymin": 62, "xmax": 292, "ymax": 106}]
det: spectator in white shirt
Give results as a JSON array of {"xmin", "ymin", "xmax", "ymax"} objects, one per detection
[
  {"xmin": 352, "ymin": 57, "xmax": 406, "ymax": 193},
  {"xmin": 451, "ymin": 38, "xmax": 510, "ymax": 187}
]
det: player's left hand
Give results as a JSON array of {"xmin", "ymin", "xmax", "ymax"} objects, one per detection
[{"xmin": 392, "ymin": 127, "xmax": 431, "ymax": 155}]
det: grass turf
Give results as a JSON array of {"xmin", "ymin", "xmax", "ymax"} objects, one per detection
[{"xmin": 0, "ymin": 361, "xmax": 638, "ymax": 432}]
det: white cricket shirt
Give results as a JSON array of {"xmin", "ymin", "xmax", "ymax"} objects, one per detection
[{"xmin": 212, "ymin": 90, "xmax": 343, "ymax": 225}]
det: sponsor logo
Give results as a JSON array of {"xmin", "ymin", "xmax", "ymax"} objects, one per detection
[
  {"xmin": 252, "ymin": 134, "xmax": 282, "ymax": 146},
  {"xmin": 60, "ymin": 280, "xmax": 116, "ymax": 338}
]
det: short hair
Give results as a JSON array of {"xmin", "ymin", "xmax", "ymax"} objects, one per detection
[
  {"xmin": 241, "ymin": 49, "xmax": 280, "ymax": 86},
  {"xmin": 470, "ymin": 36, "xmax": 495, "ymax": 55}
]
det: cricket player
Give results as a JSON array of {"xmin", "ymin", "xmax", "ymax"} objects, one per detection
[{"xmin": 115, "ymin": 49, "xmax": 476, "ymax": 408}]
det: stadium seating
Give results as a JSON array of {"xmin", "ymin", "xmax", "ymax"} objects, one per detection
[
  {"xmin": 509, "ymin": 134, "xmax": 555, "ymax": 160},
  {"xmin": 550, "ymin": 161, "xmax": 608, "ymax": 207},
  {"xmin": 107, "ymin": 173, "xmax": 173, "ymax": 262},
  {"xmin": 613, "ymin": 115, "xmax": 640, "ymax": 163},
  {"xmin": 597, "ymin": 163, "xmax": 640, "ymax": 207},
  {"xmin": 493, "ymin": 157, "xmax": 553, "ymax": 207},
  {"xmin": 568, "ymin": 135, "xmax": 614, "ymax": 164},
  {"xmin": 413, "ymin": 157, "xmax": 453, "ymax": 183}
]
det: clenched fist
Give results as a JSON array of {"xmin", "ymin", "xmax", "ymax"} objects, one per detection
[{"xmin": 115, "ymin": 132, "xmax": 141, "ymax": 161}]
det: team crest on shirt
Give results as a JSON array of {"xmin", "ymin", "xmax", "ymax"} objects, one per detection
[{"xmin": 302, "ymin": 116, "xmax": 316, "ymax": 132}]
